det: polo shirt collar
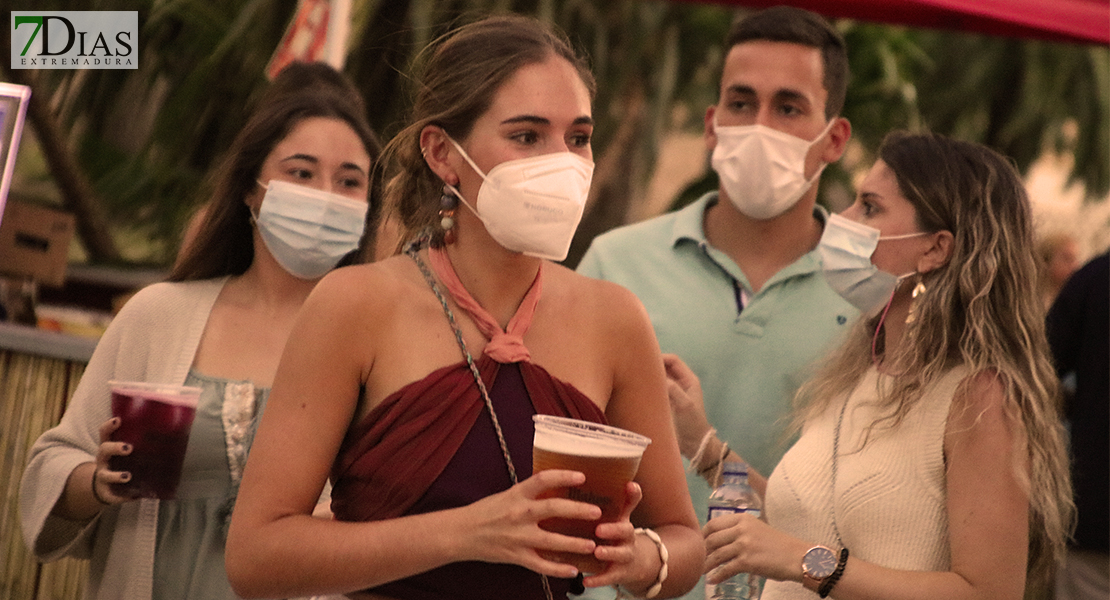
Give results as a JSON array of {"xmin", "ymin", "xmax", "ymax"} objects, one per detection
[
  {"xmin": 669, "ymin": 191, "xmax": 716, "ymax": 247},
  {"xmin": 669, "ymin": 191, "xmax": 832, "ymax": 283}
]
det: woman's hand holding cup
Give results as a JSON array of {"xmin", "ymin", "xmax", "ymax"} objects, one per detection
[
  {"xmin": 581, "ymin": 480, "xmax": 650, "ymax": 588},
  {"xmin": 460, "ymin": 468, "xmax": 600, "ymax": 579},
  {"xmin": 92, "ymin": 417, "xmax": 137, "ymax": 505}
]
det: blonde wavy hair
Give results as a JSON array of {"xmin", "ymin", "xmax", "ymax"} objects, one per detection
[
  {"xmin": 793, "ymin": 131, "xmax": 1074, "ymax": 589},
  {"xmin": 372, "ymin": 14, "xmax": 595, "ymax": 255}
]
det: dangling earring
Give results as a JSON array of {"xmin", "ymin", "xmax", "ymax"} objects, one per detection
[
  {"xmin": 439, "ymin": 185, "xmax": 458, "ymax": 244},
  {"xmin": 905, "ymin": 277, "xmax": 927, "ymax": 324}
]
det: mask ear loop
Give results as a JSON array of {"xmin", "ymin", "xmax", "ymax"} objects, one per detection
[
  {"xmin": 443, "ymin": 137, "xmax": 488, "ymax": 223},
  {"xmin": 870, "ymin": 272, "xmax": 917, "ymax": 366},
  {"xmin": 867, "ymin": 230, "xmax": 928, "ymax": 366},
  {"xmin": 443, "ymin": 181, "xmax": 481, "ymax": 223},
  {"xmin": 871, "ymin": 288, "xmax": 896, "ymax": 366},
  {"xmin": 249, "ymin": 179, "xmax": 270, "ymax": 227},
  {"xmin": 797, "ymin": 118, "xmax": 837, "ymax": 190}
]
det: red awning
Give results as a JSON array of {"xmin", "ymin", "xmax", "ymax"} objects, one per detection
[{"xmin": 678, "ymin": 0, "xmax": 1110, "ymax": 45}]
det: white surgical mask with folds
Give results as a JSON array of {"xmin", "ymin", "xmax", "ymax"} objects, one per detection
[
  {"xmin": 446, "ymin": 138, "xmax": 594, "ymax": 261},
  {"xmin": 818, "ymin": 212, "xmax": 927, "ymax": 314},
  {"xmin": 711, "ymin": 116, "xmax": 835, "ymax": 220},
  {"xmin": 253, "ymin": 179, "xmax": 368, "ymax": 279}
]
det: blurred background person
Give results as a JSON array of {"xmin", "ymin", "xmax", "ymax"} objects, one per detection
[
  {"xmin": 20, "ymin": 62, "xmax": 381, "ymax": 600},
  {"xmin": 1037, "ymin": 231, "xmax": 1082, "ymax": 310},
  {"xmin": 1046, "ymin": 251, "xmax": 1109, "ymax": 600}
]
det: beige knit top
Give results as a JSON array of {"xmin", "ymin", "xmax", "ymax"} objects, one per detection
[{"xmin": 761, "ymin": 365, "xmax": 969, "ymax": 600}]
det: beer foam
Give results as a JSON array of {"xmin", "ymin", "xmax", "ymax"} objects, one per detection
[{"xmin": 533, "ymin": 416, "xmax": 650, "ymax": 458}]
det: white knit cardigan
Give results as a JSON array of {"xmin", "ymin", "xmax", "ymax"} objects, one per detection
[{"xmin": 20, "ymin": 278, "xmax": 227, "ymax": 600}]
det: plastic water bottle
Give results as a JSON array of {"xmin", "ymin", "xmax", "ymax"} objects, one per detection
[{"xmin": 706, "ymin": 461, "xmax": 764, "ymax": 600}]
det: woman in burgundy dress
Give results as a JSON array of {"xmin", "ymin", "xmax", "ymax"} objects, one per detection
[{"xmin": 226, "ymin": 15, "xmax": 703, "ymax": 600}]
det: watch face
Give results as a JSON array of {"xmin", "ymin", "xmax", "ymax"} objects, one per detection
[{"xmin": 803, "ymin": 546, "xmax": 838, "ymax": 580}]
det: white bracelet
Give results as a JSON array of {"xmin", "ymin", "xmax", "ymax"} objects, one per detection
[
  {"xmin": 614, "ymin": 527, "xmax": 669, "ymax": 599},
  {"xmin": 687, "ymin": 428, "xmax": 717, "ymax": 474}
]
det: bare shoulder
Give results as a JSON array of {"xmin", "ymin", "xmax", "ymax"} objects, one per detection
[
  {"xmin": 951, "ymin": 370, "xmax": 1008, "ymax": 419},
  {"xmin": 547, "ymin": 262, "xmax": 650, "ymax": 328},
  {"xmin": 946, "ymin": 369, "xmax": 1018, "ymax": 444},
  {"xmin": 288, "ymin": 257, "xmax": 432, "ymax": 353},
  {"xmin": 304, "ymin": 255, "xmax": 421, "ymax": 315}
]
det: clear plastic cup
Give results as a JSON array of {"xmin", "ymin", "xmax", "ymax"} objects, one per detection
[
  {"xmin": 532, "ymin": 415, "xmax": 651, "ymax": 573},
  {"xmin": 107, "ymin": 381, "xmax": 201, "ymax": 500}
]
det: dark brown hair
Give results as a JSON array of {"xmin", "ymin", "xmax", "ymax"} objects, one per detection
[{"xmin": 169, "ymin": 62, "xmax": 381, "ymax": 281}]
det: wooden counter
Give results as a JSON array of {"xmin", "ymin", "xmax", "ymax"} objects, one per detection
[{"xmin": 1, "ymin": 322, "xmax": 92, "ymax": 600}]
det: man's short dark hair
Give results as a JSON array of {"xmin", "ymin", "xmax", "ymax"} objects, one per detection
[{"xmin": 725, "ymin": 6, "xmax": 849, "ymax": 119}]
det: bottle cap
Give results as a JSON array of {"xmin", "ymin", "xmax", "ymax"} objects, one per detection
[{"xmin": 721, "ymin": 460, "xmax": 748, "ymax": 475}]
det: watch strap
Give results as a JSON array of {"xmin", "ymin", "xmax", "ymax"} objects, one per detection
[{"xmin": 818, "ymin": 547, "xmax": 849, "ymax": 598}]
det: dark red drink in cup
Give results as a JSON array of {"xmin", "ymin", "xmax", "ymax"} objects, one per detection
[
  {"xmin": 108, "ymin": 381, "xmax": 201, "ymax": 500},
  {"xmin": 532, "ymin": 415, "xmax": 651, "ymax": 573}
]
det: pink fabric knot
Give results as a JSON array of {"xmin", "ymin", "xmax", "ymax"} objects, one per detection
[
  {"xmin": 484, "ymin": 333, "xmax": 531, "ymax": 363},
  {"xmin": 427, "ymin": 247, "xmax": 542, "ymax": 364}
]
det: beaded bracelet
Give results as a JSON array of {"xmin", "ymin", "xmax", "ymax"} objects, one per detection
[
  {"xmin": 818, "ymin": 547, "xmax": 849, "ymax": 598},
  {"xmin": 614, "ymin": 527, "xmax": 669, "ymax": 599}
]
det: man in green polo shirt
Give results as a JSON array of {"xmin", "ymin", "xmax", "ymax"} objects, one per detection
[{"xmin": 578, "ymin": 8, "xmax": 857, "ymax": 596}]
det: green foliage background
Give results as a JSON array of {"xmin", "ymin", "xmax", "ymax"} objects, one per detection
[{"xmin": 5, "ymin": 0, "xmax": 1108, "ymax": 267}]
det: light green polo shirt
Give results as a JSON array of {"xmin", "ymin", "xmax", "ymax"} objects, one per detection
[{"xmin": 577, "ymin": 192, "xmax": 856, "ymax": 598}]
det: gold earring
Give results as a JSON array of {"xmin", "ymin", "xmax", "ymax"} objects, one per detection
[{"xmin": 905, "ymin": 278, "xmax": 927, "ymax": 324}]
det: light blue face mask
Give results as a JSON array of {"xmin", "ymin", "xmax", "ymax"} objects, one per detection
[
  {"xmin": 254, "ymin": 179, "xmax": 368, "ymax": 279},
  {"xmin": 818, "ymin": 213, "xmax": 925, "ymax": 314}
]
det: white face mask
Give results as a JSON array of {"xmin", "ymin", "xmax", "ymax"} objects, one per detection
[
  {"xmin": 711, "ymin": 116, "xmax": 835, "ymax": 220},
  {"xmin": 818, "ymin": 212, "xmax": 927, "ymax": 314},
  {"xmin": 253, "ymin": 179, "xmax": 368, "ymax": 279},
  {"xmin": 447, "ymin": 138, "xmax": 594, "ymax": 261}
]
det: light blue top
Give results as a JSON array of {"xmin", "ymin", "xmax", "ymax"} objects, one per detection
[
  {"xmin": 577, "ymin": 193, "xmax": 856, "ymax": 600},
  {"xmin": 152, "ymin": 370, "xmax": 267, "ymax": 600}
]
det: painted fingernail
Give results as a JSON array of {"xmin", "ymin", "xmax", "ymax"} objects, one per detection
[
  {"xmin": 121, "ymin": 473, "xmax": 131, "ymax": 481},
  {"xmin": 122, "ymin": 444, "xmax": 132, "ymax": 453}
]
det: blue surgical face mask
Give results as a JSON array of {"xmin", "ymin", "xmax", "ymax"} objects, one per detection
[
  {"xmin": 818, "ymin": 212, "xmax": 926, "ymax": 314},
  {"xmin": 253, "ymin": 179, "xmax": 368, "ymax": 279}
]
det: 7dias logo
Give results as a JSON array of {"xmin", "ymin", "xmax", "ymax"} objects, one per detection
[{"xmin": 11, "ymin": 11, "xmax": 138, "ymax": 70}]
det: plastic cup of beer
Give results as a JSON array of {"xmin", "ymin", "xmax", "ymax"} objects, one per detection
[
  {"xmin": 532, "ymin": 415, "xmax": 651, "ymax": 573},
  {"xmin": 107, "ymin": 381, "xmax": 201, "ymax": 500}
]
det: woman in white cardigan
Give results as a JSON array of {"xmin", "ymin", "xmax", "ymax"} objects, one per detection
[{"xmin": 19, "ymin": 62, "xmax": 379, "ymax": 600}]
